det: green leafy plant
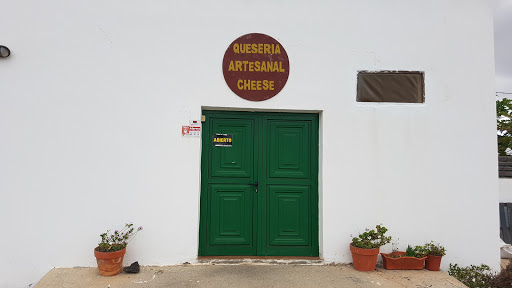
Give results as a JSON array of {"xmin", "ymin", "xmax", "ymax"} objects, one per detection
[
  {"xmin": 386, "ymin": 242, "xmax": 426, "ymax": 259},
  {"xmin": 497, "ymin": 98, "xmax": 512, "ymax": 156},
  {"xmin": 351, "ymin": 224, "xmax": 391, "ymax": 249},
  {"xmin": 405, "ymin": 245, "xmax": 422, "ymax": 257},
  {"xmin": 96, "ymin": 223, "xmax": 143, "ymax": 252},
  {"xmin": 424, "ymin": 241, "xmax": 446, "ymax": 256},
  {"xmin": 414, "ymin": 245, "xmax": 428, "ymax": 257},
  {"xmin": 448, "ymin": 262, "xmax": 512, "ymax": 288},
  {"xmin": 405, "ymin": 245, "xmax": 415, "ymax": 257},
  {"xmin": 448, "ymin": 263, "xmax": 492, "ymax": 288}
]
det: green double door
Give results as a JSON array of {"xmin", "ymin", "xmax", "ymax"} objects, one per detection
[{"xmin": 199, "ymin": 111, "xmax": 319, "ymax": 256}]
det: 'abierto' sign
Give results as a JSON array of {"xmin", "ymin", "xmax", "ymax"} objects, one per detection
[
  {"xmin": 213, "ymin": 134, "xmax": 233, "ymax": 147},
  {"xmin": 222, "ymin": 33, "xmax": 290, "ymax": 102}
]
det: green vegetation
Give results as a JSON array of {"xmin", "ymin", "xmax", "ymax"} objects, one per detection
[
  {"xmin": 351, "ymin": 224, "xmax": 391, "ymax": 249},
  {"xmin": 448, "ymin": 262, "xmax": 512, "ymax": 288},
  {"xmin": 96, "ymin": 223, "xmax": 143, "ymax": 252},
  {"xmin": 497, "ymin": 98, "xmax": 512, "ymax": 156}
]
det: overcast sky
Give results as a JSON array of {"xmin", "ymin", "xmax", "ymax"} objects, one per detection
[{"xmin": 494, "ymin": 0, "xmax": 512, "ymax": 96}]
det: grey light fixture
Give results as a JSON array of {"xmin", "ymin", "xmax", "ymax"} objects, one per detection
[{"xmin": 0, "ymin": 46, "xmax": 11, "ymax": 58}]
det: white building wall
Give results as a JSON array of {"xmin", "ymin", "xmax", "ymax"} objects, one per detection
[
  {"xmin": 500, "ymin": 179, "xmax": 512, "ymax": 202},
  {"xmin": 0, "ymin": 1, "xmax": 499, "ymax": 287}
]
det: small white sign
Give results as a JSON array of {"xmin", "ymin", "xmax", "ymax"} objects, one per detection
[{"xmin": 186, "ymin": 120, "xmax": 201, "ymax": 136}]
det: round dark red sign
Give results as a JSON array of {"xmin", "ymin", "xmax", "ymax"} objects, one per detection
[{"xmin": 222, "ymin": 33, "xmax": 290, "ymax": 101}]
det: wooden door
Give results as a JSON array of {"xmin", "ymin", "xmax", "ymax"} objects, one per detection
[{"xmin": 199, "ymin": 111, "xmax": 318, "ymax": 256}]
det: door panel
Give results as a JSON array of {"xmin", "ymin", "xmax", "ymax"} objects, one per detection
[
  {"xmin": 268, "ymin": 120, "xmax": 310, "ymax": 179},
  {"xmin": 209, "ymin": 184, "xmax": 253, "ymax": 245},
  {"xmin": 261, "ymin": 115, "xmax": 316, "ymax": 256},
  {"xmin": 210, "ymin": 119, "xmax": 254, "ymax": 179},
  {"xmin": 267, "ymin": 185, "xmax": 310, "ymax": 246},
  {"xmin": 200, "ymin": 115, "xmax": 257, "ymax": 256}
]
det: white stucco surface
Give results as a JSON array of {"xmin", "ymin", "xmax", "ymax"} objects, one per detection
[
  {"xmin": 0, "ymin": 1, "xmax": 500, "ymax": 287},
  {"xmin": 500, "ymin": 179, "xmax": 512, "ymax": 202}
]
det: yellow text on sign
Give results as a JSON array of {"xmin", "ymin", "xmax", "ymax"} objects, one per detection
[
  {"xmin": 233, "ymin": 43, "xmax": 281, "ymax": 54},
  {"xmin": 228, "ymin": 61, "xmax": 285, "ymax": 73},
  {"xmin": 214, "ymin": 138, "xmax": 232, "ymax": 143},
  {"xmin": 237, "ymin": 80, "xmax": 274, "ymax": 91}
]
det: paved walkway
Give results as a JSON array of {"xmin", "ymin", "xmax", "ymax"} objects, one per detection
[
  {"xmin": 35, "ymin": 263, "xmax": 466, "ymax": 288},
  {"xmin": 501, "ymin": 258, "xmax": 511, "ymax": 270}
]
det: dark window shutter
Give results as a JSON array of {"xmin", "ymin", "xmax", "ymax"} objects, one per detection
[{"xmin": 357, "ymin": 71, "xmax": 424, "ymax": 103}]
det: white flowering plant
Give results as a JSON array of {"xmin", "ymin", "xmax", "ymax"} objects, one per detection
[{"xmin": 96, "ymin": 223, "xmax": 143, "ymax": 252}]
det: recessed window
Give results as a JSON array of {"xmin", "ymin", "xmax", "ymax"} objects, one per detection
[
  {"xmin": 357, "ymin": 71, "xmax": 425, "ymax": 103},
  {"xmin": 499, "ymin": 156, "xmax": 512, "ymax": 178}
]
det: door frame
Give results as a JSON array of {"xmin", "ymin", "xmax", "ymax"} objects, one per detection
[{"xmin": 198, "ymin": 110, "xmax": 319, "ymax": 256}]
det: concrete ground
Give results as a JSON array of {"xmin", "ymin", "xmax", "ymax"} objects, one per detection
[
  {"xmin": 501, "ymin": 258, "xmax": 511, "ymax": 270},
  {"xmin": 34, "ymin": 262, "xmax": 466, "ymax": 288}
]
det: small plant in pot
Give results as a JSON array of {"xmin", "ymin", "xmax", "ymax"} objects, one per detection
[
  {"xmin": 94, "ymin": 223, "xmax": 143, "ymax": 276},
  {"xmin": 381, "ymin": 244, "xmax": 427, "ymax": 270},
  {"xmin": 350, "ymin": 224, "xmax": 392, "ymax": 271},
  {"xmin": 423, "ymin": 241, "xmax": 446, "ymax": 271}
]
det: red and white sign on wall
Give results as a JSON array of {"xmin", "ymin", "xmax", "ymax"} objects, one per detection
[
  {"xmin": 182, "ymin": 126, "xmax": 190, "ymax": 135},
  {"xmin": 222, "ymin": 33, "xmax": 290, "ymax": 101},
  {"xmin": 182, "ymin": 120, "xmax": 201, "ymax": 136}
]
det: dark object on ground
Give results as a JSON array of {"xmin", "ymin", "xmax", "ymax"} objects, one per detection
[
  {"xmin": 490, "ymin": 261, "xmax": 512, "ymax": 288},
  {"xmin": 123, "ymin": 262, "xmax": 140, "ymax": 273}
]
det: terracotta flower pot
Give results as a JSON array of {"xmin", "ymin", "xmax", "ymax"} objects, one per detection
[
  {"xmin": 94, "ymin": 247, "xmax": 126, "ymax": 276},
  {"xmin": 425, "ymin": 255, "xmax": 443, "ymax": 271},
  {"xmin": 381, "ymin": 252, "xmax": 426, "ymax": 270},
  {"xmin": 350, "ymin": 244, "xmax": 380, "ymax": 271}
]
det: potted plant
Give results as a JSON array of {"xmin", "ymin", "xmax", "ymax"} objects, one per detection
[
  {"xmin": 423, "ymin": 241, "xmax": 446, "ymax": 271},
  {"xmin": 381, "ymin": 244, "xmax": 427, "ymax": 270},
  {"xmin": 350, "ymin": 224, "xmax": 391, "ymax": 271},
  {"xmin": 94, "ymin": 223, "xmax": 143, "ymax": 276}
]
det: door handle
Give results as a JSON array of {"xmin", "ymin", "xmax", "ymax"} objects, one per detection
[{"xmin": 248, "ymin": 182, "xmax": 258, "ymax": 193}]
